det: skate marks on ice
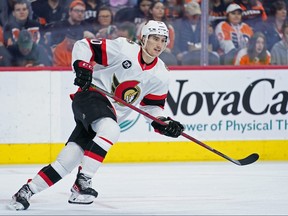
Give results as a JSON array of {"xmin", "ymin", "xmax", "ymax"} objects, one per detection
[{"xmin": 0, "ymin": 162, "xmax": 288, "ymax": 215}]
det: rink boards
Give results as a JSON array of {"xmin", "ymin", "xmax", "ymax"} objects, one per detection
[{"xmin": 0, "ymin": 67, "xmax": 288, "ymax": 164}]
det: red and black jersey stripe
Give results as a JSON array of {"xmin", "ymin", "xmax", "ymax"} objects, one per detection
[
  {"xmin": 87, "ymin": 38, "xmax": 108, "ymax": 66},
  {"xmin": 140, "ymin": 93, "xmax": 167, "ymax": 109}
]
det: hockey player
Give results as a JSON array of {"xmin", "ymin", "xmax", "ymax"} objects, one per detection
[{"xmin": 9, "ymin": 20, "xmax": 184, "ymax": 211}]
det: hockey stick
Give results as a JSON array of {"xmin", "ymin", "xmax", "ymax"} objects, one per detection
[{"xmin": 91, "ymin": 84, "xmax": 259, "ymax": 166}]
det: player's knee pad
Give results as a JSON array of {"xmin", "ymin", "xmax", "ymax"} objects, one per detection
[
  {"xmin": 91, "ymin": 117, "xmax": 120, "ymax": 144},
  {"xmin": 53, "ymin": 142, "xmax": 84, "ymax": 175}
]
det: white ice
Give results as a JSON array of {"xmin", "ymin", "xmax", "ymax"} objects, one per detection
[{"xmin": 1, "ymin": 161, "xmax": 287, "ymax": 215}]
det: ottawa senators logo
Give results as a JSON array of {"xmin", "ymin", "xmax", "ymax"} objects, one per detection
[{"xmin": 111, "ymin": 74, "xmax": 140, "ymax": 106}]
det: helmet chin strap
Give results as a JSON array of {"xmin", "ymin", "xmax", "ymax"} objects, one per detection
[
  {"xmin": 142, "ymin": 46, "xmax": 155, "ymax": 59},
  {"xmin": 141, "ymin": 37, "xmax": 156, "ymax": 59}
]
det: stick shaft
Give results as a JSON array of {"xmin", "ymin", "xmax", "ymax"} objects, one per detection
[{"xmin": 92, "ymin": 85, "xmax": 258, "ymax": 165}]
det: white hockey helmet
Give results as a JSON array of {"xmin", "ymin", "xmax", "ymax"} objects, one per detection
[{"xmin": 140, "ymin": 20, "xmax": 169, "ymax": 45}]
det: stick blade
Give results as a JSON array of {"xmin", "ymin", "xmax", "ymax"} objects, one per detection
[{"xmin": 237, "ymin": 153, "xmax": 259, "ymax": 166}]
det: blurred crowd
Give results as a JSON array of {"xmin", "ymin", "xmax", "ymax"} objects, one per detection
[{"xmin": 0, "ymin": 0, "xmax": 288, "ymax": 67}]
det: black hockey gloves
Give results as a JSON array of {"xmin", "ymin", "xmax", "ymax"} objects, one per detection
[
  {"xmin": 73, "ymin": 60, "xmax": 93, "ymax": 91},
  {"xmin": 151, "ymin": 117, "xmax": 184, "ymax": 138}
]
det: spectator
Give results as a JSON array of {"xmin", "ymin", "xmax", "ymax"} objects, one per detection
[
  {"xmin": 114, "ymin": 6, "xmax": 135, "ymax": 24},
  {"xmin": 83, "ymin": 30, "xmax": 96, "ymax": 39},
  {"xmin": 0, "ymin": 0, "xmax": 33, "ymax": 26},
  {"xmin": 83, "ymin": 0, "xmax": 103, "ymax": 25},
  {"xmin": 114, "ymin": 0, "xmax": 153, "ymax": 28},
  {"xmin": 0, "ymin": 25, "xmax": 4, "ymax": 45},
  {"xmin": 163, "ymin": 0, "xmax": 184, "ymax": 22},
  {"xmin": 31, "ymin": 0, "xmax": 68, "ymax": 26},
  {"xmin": 209, "ymin": 0, "xmax": 228, "ymax": 28},
  {"xmin": 215, "ymin": 3, "xmax": 253, "ymax": 64},
  {"xmin": 108, "ymin": 0, "xmax": 130, "ymax": 14},
  {"xmin": 53, "ymin": 29, "xmax": 83, "ymax": 66},
  {"xmin": 133, "ymin": 0, "xmax": 154, "ymax": 26},
  {"xmin": 48, "ymin": 0, "xmax": 93, "ymax": 46},
  {"xmin": 108, "ymin": 0, "xmax": 128, "ymax": 8},
  {"xmin": 127, "ymin": 0, "xmax": 138, "ymax": 7},
  {"xmin": 117, "ymin": 21, "xmax": 137, "ymax": 41},
  {"xmin": 138, "ymin": 0, "xmax": 177, "ymax": 65},
  {"xmin": 3, "ymin": 0, "xmax": 41, "ymax": 47},
  {"xmin": 224, "ymin": 0, "xmax": 233, "ymax": 4},
  {"xmin": 95, "ymin": 25, "xmax": 118, "ymax": 39},
  {"xmin": 234, "ymin": 32, "xmax": 270, "ymax": 65},
  {"xmin": 0, "ymin": 24, "xmax": 12, "ymax": 66},
  {"xmin": 271, "ymin": 21, "xmax": 288, "ymax": 65},
  {"xmin": 235, "ymin": 0, "xmax": 267, "ymax": 32},
  {"xmin": 8, "ymin": 29, "xmax": 52, "ymax": 66},
  {"xmin": 0, "ymin": 42, "xmax": 12, "ymax": 66},
  {"xmin": 173, "ymin": 1, "xmax": 220, "ymax": 65},
  {"xmin": 263, "ymin": 1, "xmax": 287, "ymax": 51},
  {"xmin": 262, "ymin": 0, "xmax": 288, "ymax": 17},
  {"xmin": 137, "ymin": 1, "xmax": 175, "ymax": 51},
  {"xmin": 94, "ymin": 6, "xmax": 118, "ymax": 39}
]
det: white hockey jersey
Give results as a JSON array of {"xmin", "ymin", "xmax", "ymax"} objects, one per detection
[{"xmin": 71, "ymin": 37, "xmax": 170, "ymax": 123}]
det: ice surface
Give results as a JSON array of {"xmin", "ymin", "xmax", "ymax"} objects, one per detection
[{"xmin": 1, "ymin": 162, "xmax": 287, "ymax": 215}]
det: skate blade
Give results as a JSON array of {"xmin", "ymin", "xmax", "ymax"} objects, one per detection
[
  {"xmin": 68, "ymin": 193, "xmax": 96, "ymax": 205},
  {"xmin": 7, "ymin": 201, "xmax": 25, "ymax": 211}
]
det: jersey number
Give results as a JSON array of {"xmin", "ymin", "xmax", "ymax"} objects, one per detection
[{"xmin": 90, "ymin": 39, "xmax": 103, "ymax": 45}]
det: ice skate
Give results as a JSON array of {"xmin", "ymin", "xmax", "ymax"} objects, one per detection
[
  {"xmin": 68, "ymin": 172, "xmax": 98, "ymax": 204},
  {"xmin": 8, "ymin": 184, "xmax": 34, "ymax": 210}
]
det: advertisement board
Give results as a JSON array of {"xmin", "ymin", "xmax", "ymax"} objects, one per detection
[
  {"xmin": 120, "ymin": 69, "xmax": 288, "ymax": 141},
  {"xmin": 0, "ymin": 68, "xmax": 287, "ymax": 163}
]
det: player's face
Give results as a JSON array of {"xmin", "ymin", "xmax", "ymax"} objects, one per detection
[{"xmin": 145, "ymin": 35, "xmax": 167, "ymax": 57}]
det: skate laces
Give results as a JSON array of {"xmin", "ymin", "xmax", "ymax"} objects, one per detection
[
  {"xmin": 17, "ymin": 184, "xmax": 33, "ymax": 200},
  {"xmin": 77, "ymin": 173, "xmax": 92, "ymax": 190}
]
